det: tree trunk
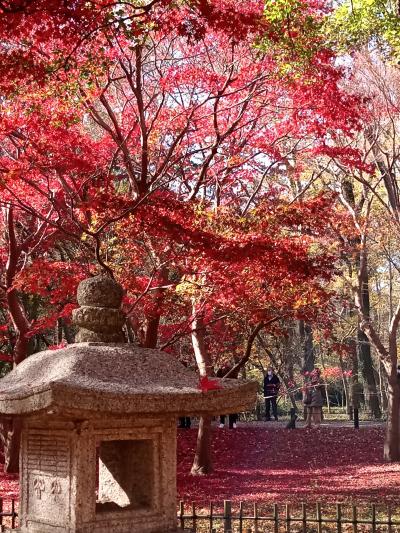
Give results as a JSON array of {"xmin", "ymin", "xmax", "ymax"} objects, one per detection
[
  {"xmin": 190, "ymin": 416, "xmax": 213, "ymax": 475},
  {"xmin": 299, "ymin": 321, "xmax": 314, "ymax": 419},
  {"xmin": 384, "ymin": 369, "xmax": 400, "ymax": 462},
  {"xmin": 1, "ymin": 418, "xmax": 21, "ymax": 473},
  {"xmin": 342, "ymin": 178, "xmax": 381, "ymax": 418},
  {"xmin": 320, "ymin": 350, "xmax": 331, "ymax": 414},
  {"xmin": 190, "ymin": 308, "xmax": 214, "ymax": 475},
  {"xmin": 299, "ymin": 321, "xmax": 314, "ymax": 372},
  {"xmin": 350, "ymin": 340, "xmax": 358, "ymax": 420},
  {"xmin": 339, "ymin": 353, "xmax": 351, "ymax": 415},
  {"xmin": 358, "ymin": 330, "xmax": 381, "ymax": 418},
  {"xmin": 142, "ymin": 266, "xmax": 167, "ymax": 349},
  {"xmin": 143, "ymin": 315, "xmax": 160, "ymax": 348},
  {"xmin": 357, "ymin": 250, "xmax": 381, "ymax": 419},
  {"xmin": 1, "ymin": 206, "xmax": 31, "ymax": 472},
  {"xmin": 379, "ymin": 362, "xmax": 388, "ymax": 411},
  {"xmin": 61, "ymin": 317, "xmax": 74, "ymax": 344}
]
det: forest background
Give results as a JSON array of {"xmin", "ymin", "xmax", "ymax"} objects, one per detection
[{"xmin": 1, "ymin": 0, "xmax": 400, "ymax": 475}]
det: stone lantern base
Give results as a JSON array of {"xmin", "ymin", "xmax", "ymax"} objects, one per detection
[{"xmin": 19, "ymin": 415, "xmax": 178, "ymax": 533}]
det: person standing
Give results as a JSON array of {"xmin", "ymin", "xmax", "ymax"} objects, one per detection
[
  {"xmin": 217, "ymin": 365, "xmax": 238, "ymax": 428},
  {"xmin": 178, "ymin": 417, "xmax": 191, "ymax": 429},
  {"xmin": 264, "ymin": 367, "xmax": 280, "ymax": 421},
  {"xmin": 304, "ymin": 368, "xmax": 324, "ymax": 428},
  {"xmin": 219, "ymin": 414, "xmax": 238, "ymax": 429}
]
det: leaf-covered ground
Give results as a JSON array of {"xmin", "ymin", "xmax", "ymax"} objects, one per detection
[
  {"xmin": 0, "ymin": 425, "xmax": 398, "ymax": 507},
  {"xmin": 177, "ymin": 425, "xmax": 400, "ymax": 504}
]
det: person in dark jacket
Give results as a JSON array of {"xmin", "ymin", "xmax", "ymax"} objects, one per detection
[
  {"xmin": 264, "ymin": 367, "xmax": 280, "ymax": 421},
  {"xmin": 178, "ymin": 417, "xmax": 191, "ymax": 429}
]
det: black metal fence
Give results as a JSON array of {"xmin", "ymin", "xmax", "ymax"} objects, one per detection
[
  {"xmin": 0, "ymin": 498, "xmax": 17, "ymax": 531},
  {"xmin": 2, "ymin": 498, "xmax": 400, "ymax": 531},
  {"xmin": 178, "ymin": 501, "xmax": 400, "ymax": 532}
]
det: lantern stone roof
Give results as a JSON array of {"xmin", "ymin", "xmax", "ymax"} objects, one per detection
[
  {"xmin": 0, "ymin": 342, "xmax": 256, "ymax": 417},
  {"xmin": 0, "ymin": 275, "xmax": 257, "ymax": 418}
]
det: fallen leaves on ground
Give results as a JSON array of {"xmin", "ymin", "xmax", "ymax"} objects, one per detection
[
  {"xmin": 177, "ymin": 426, "xmax": 400, "ymax": 504},
  {"xmin": 0, "ymin": 426, "xmax": 398, "ymax": 508}
]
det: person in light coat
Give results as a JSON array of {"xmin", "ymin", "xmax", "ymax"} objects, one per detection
[{"xmin": 304, "ymin": 368, "xmax": 324, "ymax": 428}]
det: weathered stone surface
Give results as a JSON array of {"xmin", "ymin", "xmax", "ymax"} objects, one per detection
[
  {"xmin": 72, "ymin": 307, "xmax": 125, "ymax": 334},
  {"xmin": 74, "ymin": 328, "xmax": 125, "ymax": 344},
  {"xmin": 73, "ymin": 275, "xmax": 126, "ymax": 343},
  {"xmin": 0, "ymin": 274, "xmax": 257, "ymax": 533},
  {"xmin": 0, "ymin": 343, "xmax": 257, "ymax": 417},
  {"xmin": 77, "ymin": 275, "xmax": 123, "ymax": 309},
  {"xmin": 19, "ymin": 417, "xmax": 178, "ymax": 533}
]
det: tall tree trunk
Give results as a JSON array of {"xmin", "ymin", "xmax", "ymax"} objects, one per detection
[
  {"xmin": 143, "ymin": 315, "xmax": 161, "ymax": 348},
  {"xmin": 299, "ymin": 321, "xmax": 314, "ymax": 419},
  {"xmin": 384, "ymin": 366, "xmax": 400, "ymax": 461},
  {"xmin": 342, "ymin": 179, "xmax": 381, "ymax": 418},
  {"xmin": 379, "ymin": 362, "xmax": 388, "ymax": 411},
  {"xmin": 0, "ymin": 418, "xmax": 21, "ymax": 473},
  {"xmin": 339, "ymin": 353, "xmax": 351, "ymax": 415},
  {"xmin": 320, "ymin": 350, "xmax": 331, "ymax": 414},
  {"xmin": 299, "ymin": 321, "xmax": 314, "ymax": 372},
  {"xmin": 358, "ymin": 254, "xmax": 381, "ymax": 419},
  {"xmin": 190, "ymin": 308, "xmax": 214, "ymax": 475},
  {"xmin": 143, "ymin": 266, "xmax": 167, "ymax": 349},
  {"xmin": 357, "ymin": 294, "xmax": 400, "ymax": 461},
  {"xmin": 350, "ymin": 340, "xmax": 358, "ymax": 420},
  {"xmin": 2, "ymin": 206, "xmax": 31, "ymax": 473},
  {"xmin": 358, "ymin": 329, "xmax": 381, "ymax": 418},
  {"xmin": 190, "ymin": 416, "xmax": 213, "ymax": 476}
]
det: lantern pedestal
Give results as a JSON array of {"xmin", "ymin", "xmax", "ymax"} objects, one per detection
[{"xmin": 20, "ymin": 416, "xmax": 177, "ymax": 533}]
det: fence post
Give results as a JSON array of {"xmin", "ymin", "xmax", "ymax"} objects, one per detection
[
  {"xmin": 285, "ymin": 503, "xmax": 291, "ymax": 533},
  {"xmin": 301, "ymin": 503, "xmax": 307, "ymax": 533},
  {"xmin": 352, "ymin": 504, "xmax": 358, "ymax": 533},
  {"xmin": 388, "ymin": 506, "xmax": 393, "ymax": 533},
  {"xmin": 336, "ymin": 503, "xmax": 342, "ymax": 533},
  {"xmin": 273, "ymin": 503, "xmax": 278, "ymax": 533},
  {"xmin": 179, "ymin": 501, "xmax": 184, "ymax": 531},
  {"xmin": 316, "ymin": 503, "xmax": 322, "ymax": 533},
  {"xmin": 224, "ymin": 500, "xmax": 232, "ymax": 532},
  {"xmin": 253, "ymin": 502, "xmax": 259, "ymax": 533},
  {"xmin": 192, "ymin": 502, "xmax": 197, "ymax": 532},
  {"xmin": 239, "ymin": 501, "xmax": 243, "ymax": 533},
  {"xmin": 11, "ymin": 499, "xmax": 16, "ymax": 529},
  {"xmin": 371, "ymin": 504, "xmax": 376, "ymax": 533}
]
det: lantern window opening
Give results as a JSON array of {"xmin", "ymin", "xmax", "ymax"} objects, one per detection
[{"xmin": 96, "ymin": 438, "xmax": 155, "ymax": 514}]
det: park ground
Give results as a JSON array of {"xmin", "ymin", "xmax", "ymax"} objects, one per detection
[
  {"xmin": 0, "ymin": 423, "xmax": 398, "ymax": 506},
  {"xmin": 177, "ymin": 422, "xmax": 400, "ymax": 505}
]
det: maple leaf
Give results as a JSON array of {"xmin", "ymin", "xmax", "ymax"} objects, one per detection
[{"xmin": 198, "ymin": 376, "xmax": 222, "ymax": 392}]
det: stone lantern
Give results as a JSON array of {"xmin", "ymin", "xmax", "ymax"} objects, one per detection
[{"xmin": 0, "ymin": 276, "xmax": 257, "ymax": 533}]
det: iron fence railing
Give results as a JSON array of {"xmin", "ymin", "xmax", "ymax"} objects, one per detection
[
  {"xmin": 0, "ymin": 498, "xmax": 17, "ymax": 531},
  {"xmin": 2, "ymin": 497, "xmax": 400, "ymax": 532},
  {"xmin": 178, "ymin": 500, "xmax": 400, "ymax": 532}
]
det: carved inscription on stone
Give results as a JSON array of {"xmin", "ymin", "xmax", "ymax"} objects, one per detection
[
  {"xmin": 33, "ymin": 478, "xmax": 45, "ymax": 500},
  {"xmin": 26, "ymin": 432, "xmax": 70, "ymax": 523},
  {"xmin": 50, "ymin": 478, "xmax": 62, "ymax": 502}
]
